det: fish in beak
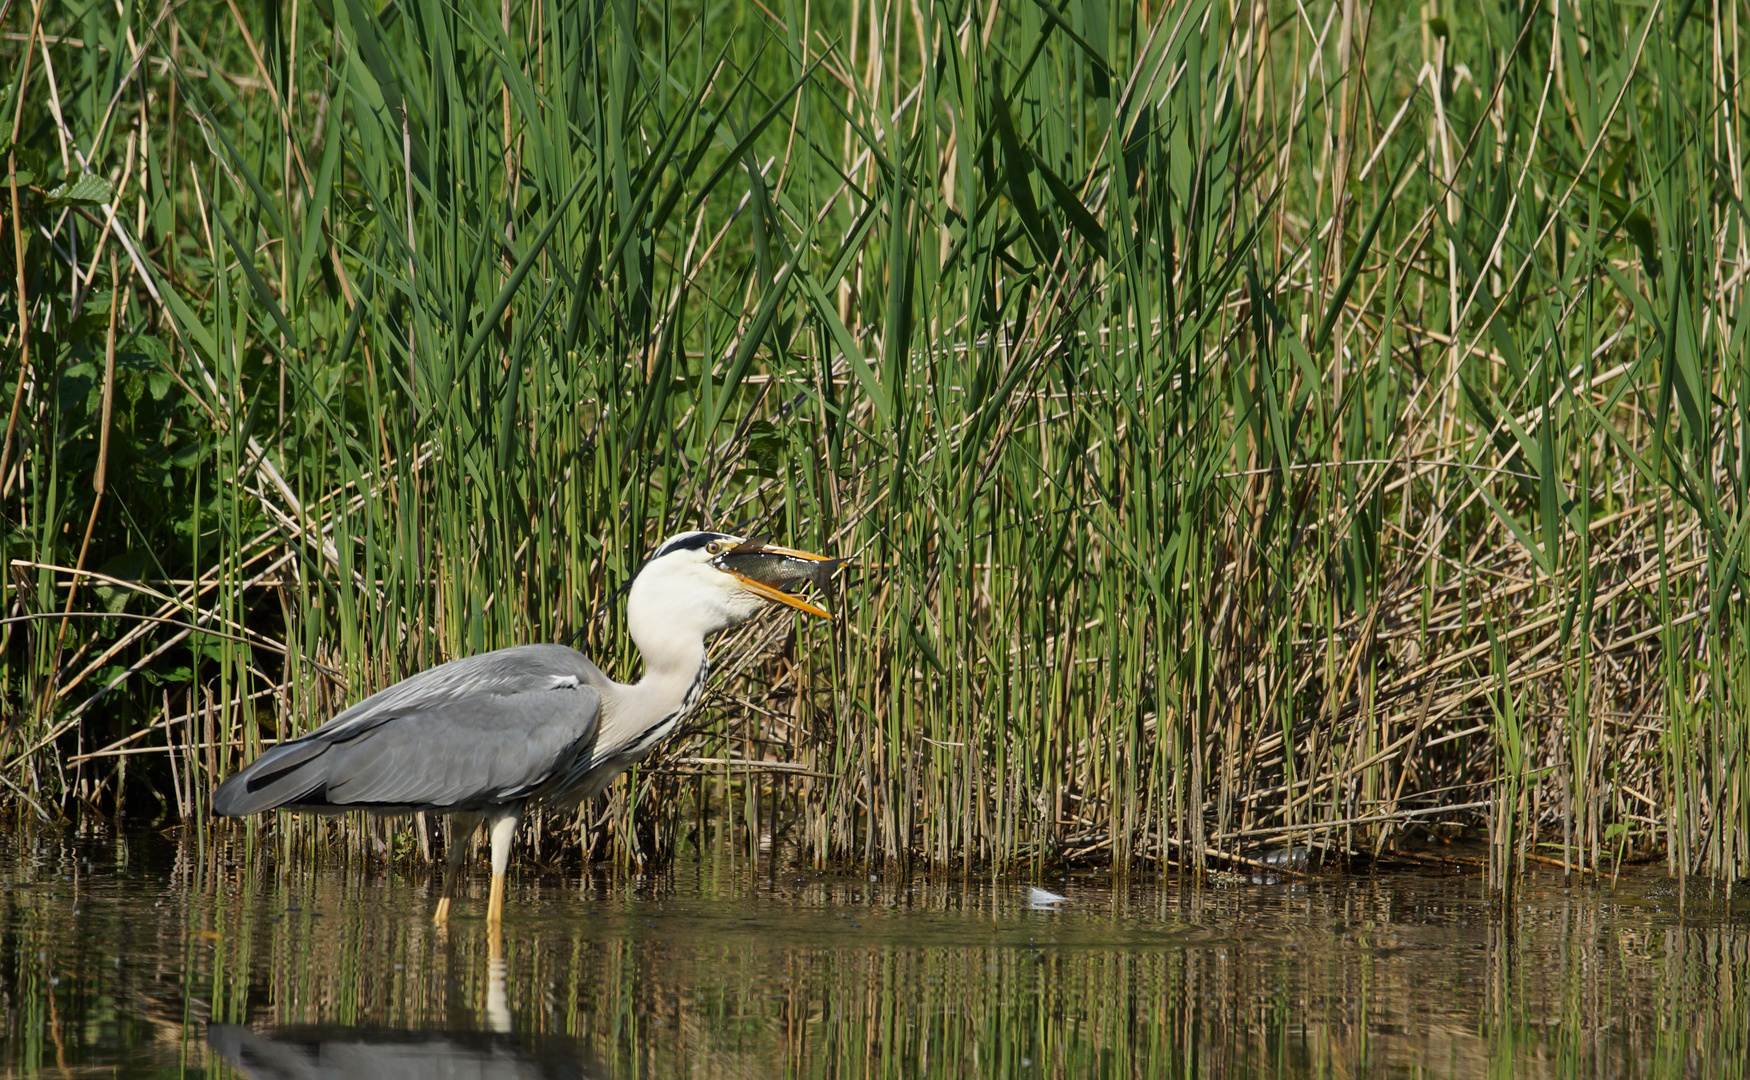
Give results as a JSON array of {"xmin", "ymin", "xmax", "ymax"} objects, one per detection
[{"xmin": 716, "ymin": 537, "xmax": 843, "ymax": 619}]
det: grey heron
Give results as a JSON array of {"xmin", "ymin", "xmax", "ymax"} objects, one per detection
[{"xmin": 212, "ymin": 531, "xmax": 839, "ymax": 925}]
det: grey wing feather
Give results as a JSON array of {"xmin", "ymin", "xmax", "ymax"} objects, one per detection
[
  {"xmin": 318, "ymin": 643, "xmax": 608, "ymax": 737},
  {"xmin": 212, "ymin": 644, "xmax": 607, "ymax": 816}
]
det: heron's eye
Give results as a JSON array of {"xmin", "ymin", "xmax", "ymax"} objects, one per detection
[{"xmin": 706, "ymin": 540, "xmax": 723, "ymax": 555}]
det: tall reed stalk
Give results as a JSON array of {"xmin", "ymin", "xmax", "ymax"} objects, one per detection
[{"xmin": 3, "ymin": 0, "xmax": 1747, "ymax": 881}]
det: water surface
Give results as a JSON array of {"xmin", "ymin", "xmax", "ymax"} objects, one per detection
[{"xmin": 2, "ymin": 828, "xmax": 1746, "ymax": 1077}]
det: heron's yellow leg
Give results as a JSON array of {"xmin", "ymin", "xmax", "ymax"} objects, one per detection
[
  {"xmin": 484, "ymin": 808, "xmax": 520, "ymax": 927},
  {"xmin": 435, "ymin": 812, "xmax": 482, "ymax": 927},
  {"xmin": 487, "ymin": 873, "xmax": 505, "ymax": 925}
]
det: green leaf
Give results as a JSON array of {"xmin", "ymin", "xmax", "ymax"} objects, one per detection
[
  {"xmin": 213, "ymin": 210, "xmax": 297, "ymax": 343},
  {"xmin": 1472, "ymin": 480, "xmax": 1553, "ymax": 577},
  {"xmin": 991, "ymin": 88, "xmax": 1055, "ymax": 262},
  {"xmin": 65, "ymin": 309, "xmax": 111, "ymax": 344},
  {"xmin": 58, "ymin": 362, "xmax": 98, "ymax": 413},
  {"xmin": 1029, "ymin": 150, "xmax": 1107, "ymax": 260},
  {"xmin": 706, "ymin": 225, "xmax": 812, "ymax": 437},
  {"xmin": 460, "ymin": 171, "xmax": 589, "ymax": 371},
  {"xmin": 744, "ymin": 419, "xmax": 786, "ymax": 474},
  {"xmin": 1623, "ymin": 211, "xmax": 1659, "ymax": 280},
  {"xmin": 45, "ymin": 173, "xmax": 113, "ymax": 206},
  {"xmin": 799, "ymin": 267, "xmax": 887, "ymax": 420},
  {"xmin": 1313, "ymin": 156, "xmax": 1399, "ymax": 353},
  {"xmin": 6, "ymin": 144, "xmax": 47, "ymax": 186}
]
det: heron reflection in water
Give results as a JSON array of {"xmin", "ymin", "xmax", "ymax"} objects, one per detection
[
  {"xmin": 212, "ymin": 532, "xmax": 840, "ymax": 924},
  {"xmin": 208, "ymin": 991, "xmax": 608, "ymax": 1080},
  {"xmin": 209, "ymin": 903, "xmax": 578, "ymax": 1072}
]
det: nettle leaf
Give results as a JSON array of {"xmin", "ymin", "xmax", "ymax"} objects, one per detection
[
  {"xmin": 66, "ymin": 309, "xmax": 111, "ymax": 344},
  {"xmin": 116, "ymin": 334, "xmax": 178, "ymax": 401},
  {"xmin": 170, "ymin": 439, "xmax": 212, "ymax": 468},
  {"xmin": 4, "ymin": 144, "xmax": 46, "ymax": 186},
  {"xmin": 140, "ymin": 665, "xmax": 191, "ymax": 687},
  {"xmin": 45, "ymin": 173, "xmax": 113, "ymax": 207},
  {"xmin": 129, "ymin": 333, "xmax": 172, "ymax": 365},
  {"xmin": 118, "ymin": 334, "xmax": 172, "ymax": 373},
  {"xmin": 93, "ymin": 585, "xmax": 133, "ymax": 614},
  {"xmin": 146, "ymin": 368, "xmax": 174, "ymax": 401},
  {"xmin": 57, "ymin": 362, "xmax": 97, "ymax": 412}
]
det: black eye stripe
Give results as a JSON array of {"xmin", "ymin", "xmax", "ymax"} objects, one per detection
[
  {"xmin": 611, "ymin": 532, "xmax": 740, "ymax": 611},
  {"xmin": 651, "ymin": 531, "xmax": 732, "ymax": 560}
]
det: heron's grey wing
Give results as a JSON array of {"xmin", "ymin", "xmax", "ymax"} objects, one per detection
[
  {"xmin": 322, "ymin": 685, "xmax": 601, "ymax": 809},
  {"xmin": 317, "ymin": 644, "xmax": 610, "ymax": 739},
  {"xmin": 212, "ymin": 644, "xmax": 606, "ymax": 815}
]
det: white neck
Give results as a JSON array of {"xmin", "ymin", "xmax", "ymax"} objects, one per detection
[
  {"xmin": 622, "ymin": 623, "xmax": 708, "ymax": 721},
  {"xmin": 594, "ymin": 574, "xmax": 724, "ymax": 761},
  {"xmin": 588, "ymin": 540, "xmax": 780, "ymax": 774}
]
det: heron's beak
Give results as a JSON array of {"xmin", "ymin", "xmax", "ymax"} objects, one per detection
[
  {"xmin": 737, "ymin": 575, "xmax": 834, "ymax": 618},
  {"xmin": 719, "ymin": 540, "xmax": 841, "ymax": 619},
  {"xmin": 749, "ymin": 542, "xmax": 837, "ymax": 564}
]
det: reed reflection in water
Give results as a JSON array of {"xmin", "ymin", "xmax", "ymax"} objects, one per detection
[{"xmin": 1, "ymin": 829, "xmax": 1746, "ymax": 1078}]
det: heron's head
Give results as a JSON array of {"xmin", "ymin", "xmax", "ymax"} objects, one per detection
[{"xmin": 626, "ymin": 531, "xmax": 839, "ymax": 661}]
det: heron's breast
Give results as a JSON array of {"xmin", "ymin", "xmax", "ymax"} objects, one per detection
[
  {"xmin": 545, "ymin": 657, "xmax": 708, "ymax": 804},
  {"xmin": 621, "ymin": 658, "xmax": 708, "ymax": 759}
]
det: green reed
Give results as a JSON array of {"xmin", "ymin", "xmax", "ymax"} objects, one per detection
[{"xmin": 2, "ymin": 0, "xmax": 1748, "ymax": 881}]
